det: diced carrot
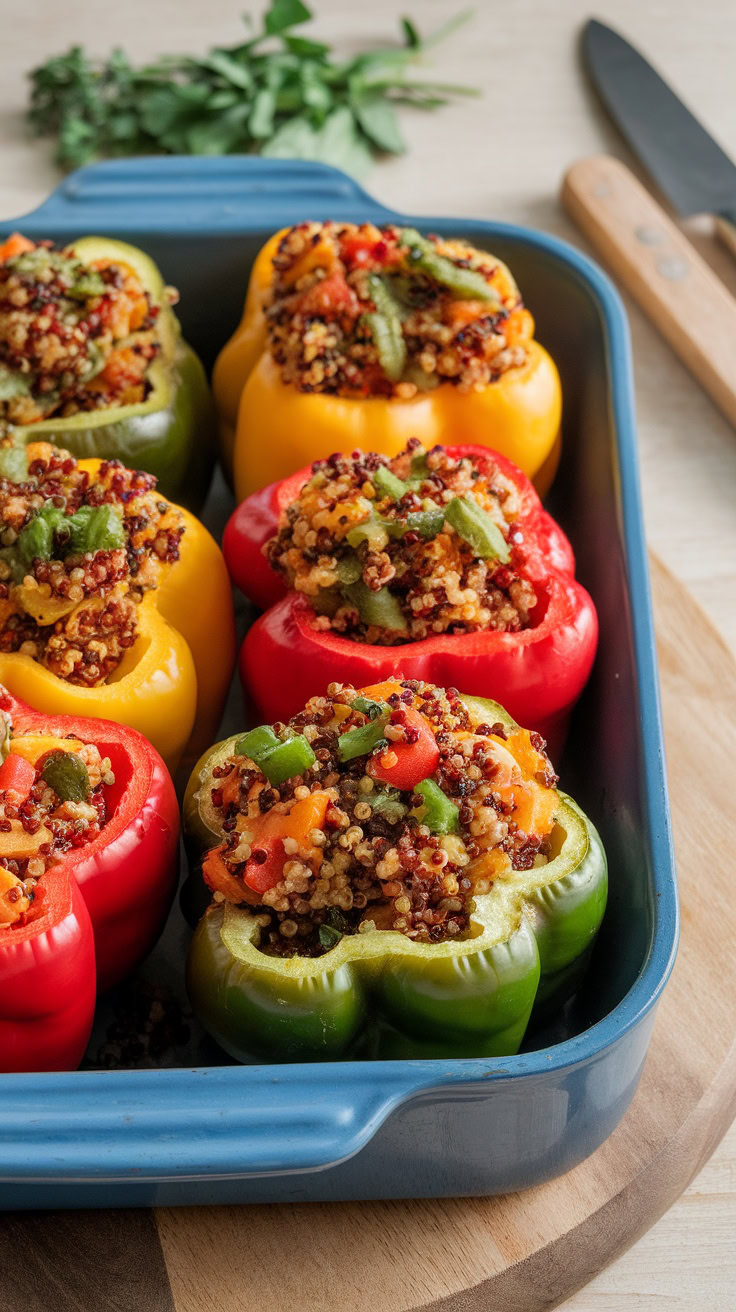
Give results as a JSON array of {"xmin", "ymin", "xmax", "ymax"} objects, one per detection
[
  {"xmin": 0, "ymin": 233, "xmax": 34, "ymax": 263},
  {"xmin": 280, "ymin": 238, "xmax": 337, "ymax": 288},
  {"xmin": 504, "ymin": 307, "xmax": 534, "ymax": 347},
  {"xmin": 220, "ymin": 766, "xmax": 242, "ymax": 810},
  {"xmin": 203, "ymin": 847, "xmax": 257, "ymax": 904},
  {"xmin": 446, "ymin": 299, "xmax": 488, "ymax": 328},
  {"xmin": 8, "ymin": 735, "xmax": 84, "ymax": 766},
  {"xmin": 0, "ymin": 753, "xmax": 36, "ymax": 801},
  {"xmin": 358, "ymin": 679, "xmax": 404, "ymax": 703}
]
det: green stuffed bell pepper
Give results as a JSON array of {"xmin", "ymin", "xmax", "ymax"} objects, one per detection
[
  {"xmin": 0, "ymin": 232, "xmax": 216, "ymax": 511},
  {"xmin": 184, "ymin": 678, "xmax": 607, "ymax": 1062}
]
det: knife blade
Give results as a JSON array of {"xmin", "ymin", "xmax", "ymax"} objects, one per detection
[{"xmin": 582, "ymin": 19, "xmax": 736, "ymax": 254}]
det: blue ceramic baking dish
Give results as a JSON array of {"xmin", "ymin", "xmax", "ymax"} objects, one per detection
[{"xmin": 0, "ymin": 157, "xmax": 677, "ymax": 1209}]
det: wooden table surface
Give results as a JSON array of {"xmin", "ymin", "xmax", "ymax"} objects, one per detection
[{"xmin": 2, "ymin": 1, "xmax": 735, "ymax": 1307}]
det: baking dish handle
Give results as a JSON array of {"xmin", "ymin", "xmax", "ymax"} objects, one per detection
[
  {"xmin": 5, "ymin": 157, "xmax": 399, "ymax": 236},
  {"xmin": 1, "ymin": 1062, "xmax": 467, "ymax": 1182}
]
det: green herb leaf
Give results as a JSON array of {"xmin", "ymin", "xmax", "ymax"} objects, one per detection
[
  {"xmin": 250, "ymin": 87, "xmax": 276, "ymax": 138},
  {"xmin": 318, "ymin": 923, "xmax": 342, "ymax": 950},
  {"xmin": 26, "ymin": 6, "xmax": 477, "ymax": 178},
  {"xmin": 353, "ymin": 95, "xmax": 406, "ymax": 154},
  {"xmin": 401, "ymin": 17, "xmax": 421, "ymax": 48}
]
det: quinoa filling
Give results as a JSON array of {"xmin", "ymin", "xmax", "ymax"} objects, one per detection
[
  {"xmin": 0, "ymin": 236, "xmax": 176, "ymax": 427},
  {"xmin": 265, "ymin": 441, "xmax": 537, "ymax": 643},
  {"xmin": 266, "ymin": 221, "xmax": 534, "ymax": 399},
  {"xmin": 0, "ymin": 703, "xmax": 115, "ymax": 929},
  {"xmin": 0, "ymin": 443, "xmax": 184, "ymax": 686},
  {"xmin": 201, "ymin": 678, "xmax": 559, "ymax": 958}
]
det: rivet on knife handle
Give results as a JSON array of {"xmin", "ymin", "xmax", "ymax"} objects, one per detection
[{"xmin": 561, "ymin": 155, "xmax": 736, "ymax": 431}]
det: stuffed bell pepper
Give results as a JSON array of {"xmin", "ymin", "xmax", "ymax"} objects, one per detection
[
  {"xmin": 213, "ymin": 222, "xmax": 562, "ymax": 500},
  {"xmin": 0, "ymin": 232, "xmax": 216, "ymax": 510},
  {"xmin": 0, "ymin": 439, "xmax": 235, "ymax": 771},
  {"xmin": 225, "ymin": 442, "xmax": 597, "ymax": 754},
  {"xmin": 184, "ymin": 678, "xmax": 607, "ymax": 1062},
  {"xmin": 0, "ymin": 683, "xmax": 179, "ymax": 1072}
]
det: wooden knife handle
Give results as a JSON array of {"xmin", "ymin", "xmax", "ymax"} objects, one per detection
[{"xmin": 562, "ymin": 155, "xmax": 736, "ymax": 430}]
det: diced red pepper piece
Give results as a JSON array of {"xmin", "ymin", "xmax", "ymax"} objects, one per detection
[
  {"xmin": 244, "ymin": 836, "xmax": 286, "ymax": 893},
  {"xmin": 340, "ymin": 234, "xmax": 396, "ymax": 270},
  {"xmin": 296, "ymin": 272, "xmax": 360, "ymax": 319},
  {"xmin": 370, "ymin": 708, "xmax": 440, "ymax": 791},
  {"xmin": 0, "ymin": 753, "xmax": 36, "ymax": 800}
]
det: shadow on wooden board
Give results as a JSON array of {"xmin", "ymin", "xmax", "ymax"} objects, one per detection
[{"xmin": 2, "ymin": 1208, "xmax": 174, "ymax": 1312}]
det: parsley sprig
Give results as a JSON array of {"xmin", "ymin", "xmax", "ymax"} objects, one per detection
[{"xmin": 27, "ymin": 1, "xmax": 477, "ymax": 177}]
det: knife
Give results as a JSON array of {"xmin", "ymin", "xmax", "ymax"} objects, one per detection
[
  {"xmin": 582, "ymin": 19, "xmax": 736, "ymax": 257},
  {"xmin": 561, "ymin": 155, "xmax": 736, "ymax": 430}
]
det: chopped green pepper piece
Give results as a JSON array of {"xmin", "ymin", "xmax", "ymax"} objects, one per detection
[
  {"xmin": 235, "ymin": 725, "xmax": 280, "ymax": 761},
  {"xmin": 0, "ymin": 438, "xmax": 28, "ymax": 483},
  {"xmin": 336, "ymin": 555, "xmax": 362, "ymax": 586},
  {"xmin": 338, "ymin": 714, "xmax": 389, "ymax": 763},
  {"xmin": 318, "ymin": 924, "xmax": 343, "ymax": 951},
  {"xmin": 372, "ymin": 465, "xmax": 408, "ymax": 500},
  {"xmin": 399, "ymin": 228, "xmax": 502, "ymax": 307},
  {"xmin": 381, "ymin": 508, "xmax": 446, "ymax": 542},
  {"xmin": 408, "ymin": 449, "xmax": 429, "ymax": 482},
  {"xmin": 351, "ymin": 696, "xmax": 385, "ymax": 720},
  {"xmin": 74, "ymin": 504, "xmax": 126, "ymax": 554},
  {"xmin": 414, "ymin": 778, "xmax": 460, "ymax": 834},
  {"xmin": 17, "ymin": 509, "xmax": 57, "ymax": 566},
  {"xmin": 258, "ymin": 735, "xmax": 316, "ymax": 786},
  {"xmin": 41, "ymin": 750, "xmax": 91, "ymax": 802},
  {"xmin": 445, "ymin": 496, "xmax": 511, "ymax": 562},
  {"xmin": 370, "ymin": 787, "xmax": 407, "ymax": 823},
  {"xmin": 343, "ymin": 580, "xmax": 408, "ymax": 633},
  {"xmin": 346, "ymin": 514, "xmax": 389, "ymax": 551},
  {"xmin": 0, "ymin": 368, "xmax": 30, "ymax": 402}
]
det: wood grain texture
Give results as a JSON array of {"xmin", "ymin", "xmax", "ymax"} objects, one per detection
[
  {"xmin": 1, "ymin": 1209, "xmax": 174, "ymax": 1312},
  {"xmin": 562, "ymin": 156, "xmax": 736, "ymax": 429},
  {"xmin": 154, "ymin": 555, "xmax": 736, "ymax": 1312}
]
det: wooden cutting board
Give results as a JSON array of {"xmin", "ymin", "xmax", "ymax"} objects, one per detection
[{"xmin": 5, "ymin": 554, "xmax": 736, "ymax": 1312}]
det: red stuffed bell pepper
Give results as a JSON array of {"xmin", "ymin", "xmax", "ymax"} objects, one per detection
[
  {"xmin": 0, "ymin": 685, "xmax": 179, "ymax": 1072},
  {"xmin": 224, "ymin": 443, "xmax": 597, "ymax": 754}
]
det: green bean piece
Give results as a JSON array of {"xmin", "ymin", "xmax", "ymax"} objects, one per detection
[
  {"xmin": 365, "ymin": 274, "xmax": 407, "ymax": 381},
  {"xmin": 372, "ymin": 464, "xmax": 409, "ymax": 500},
  {"xmin": 414, "ymin": 778, "xmax": 459, "ymax": 834},
  {"xmin": 41, "ymin": 750, "xmax": 91, "ymax": 802},
  {"xmin": 444, "ymin": 496, "xmax": 510, "ymax": 562},
  {"xmin": 399, "ymin": 228, "xmax": 501, "ymax": 306},
  {"xmin": 343, "ymin": 580, "xmax": 408, "ymax": 633},
  {"xmin": 364, "ymin": 311, "xmax": 407, "ymax": 384}
]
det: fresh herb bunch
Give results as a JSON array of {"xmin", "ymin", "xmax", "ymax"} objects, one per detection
[{"xmin": 27, "ymin": 1, "xmax": 476, "ymax": 177}]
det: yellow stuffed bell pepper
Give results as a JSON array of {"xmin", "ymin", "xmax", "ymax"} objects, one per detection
[
  {"xmin": 0, "ymin": 442, "xmax": 235, "ymax": 772},
  {"xmin": 213, "ymin": 223, "xmax": 562, "ymax": 502}
]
